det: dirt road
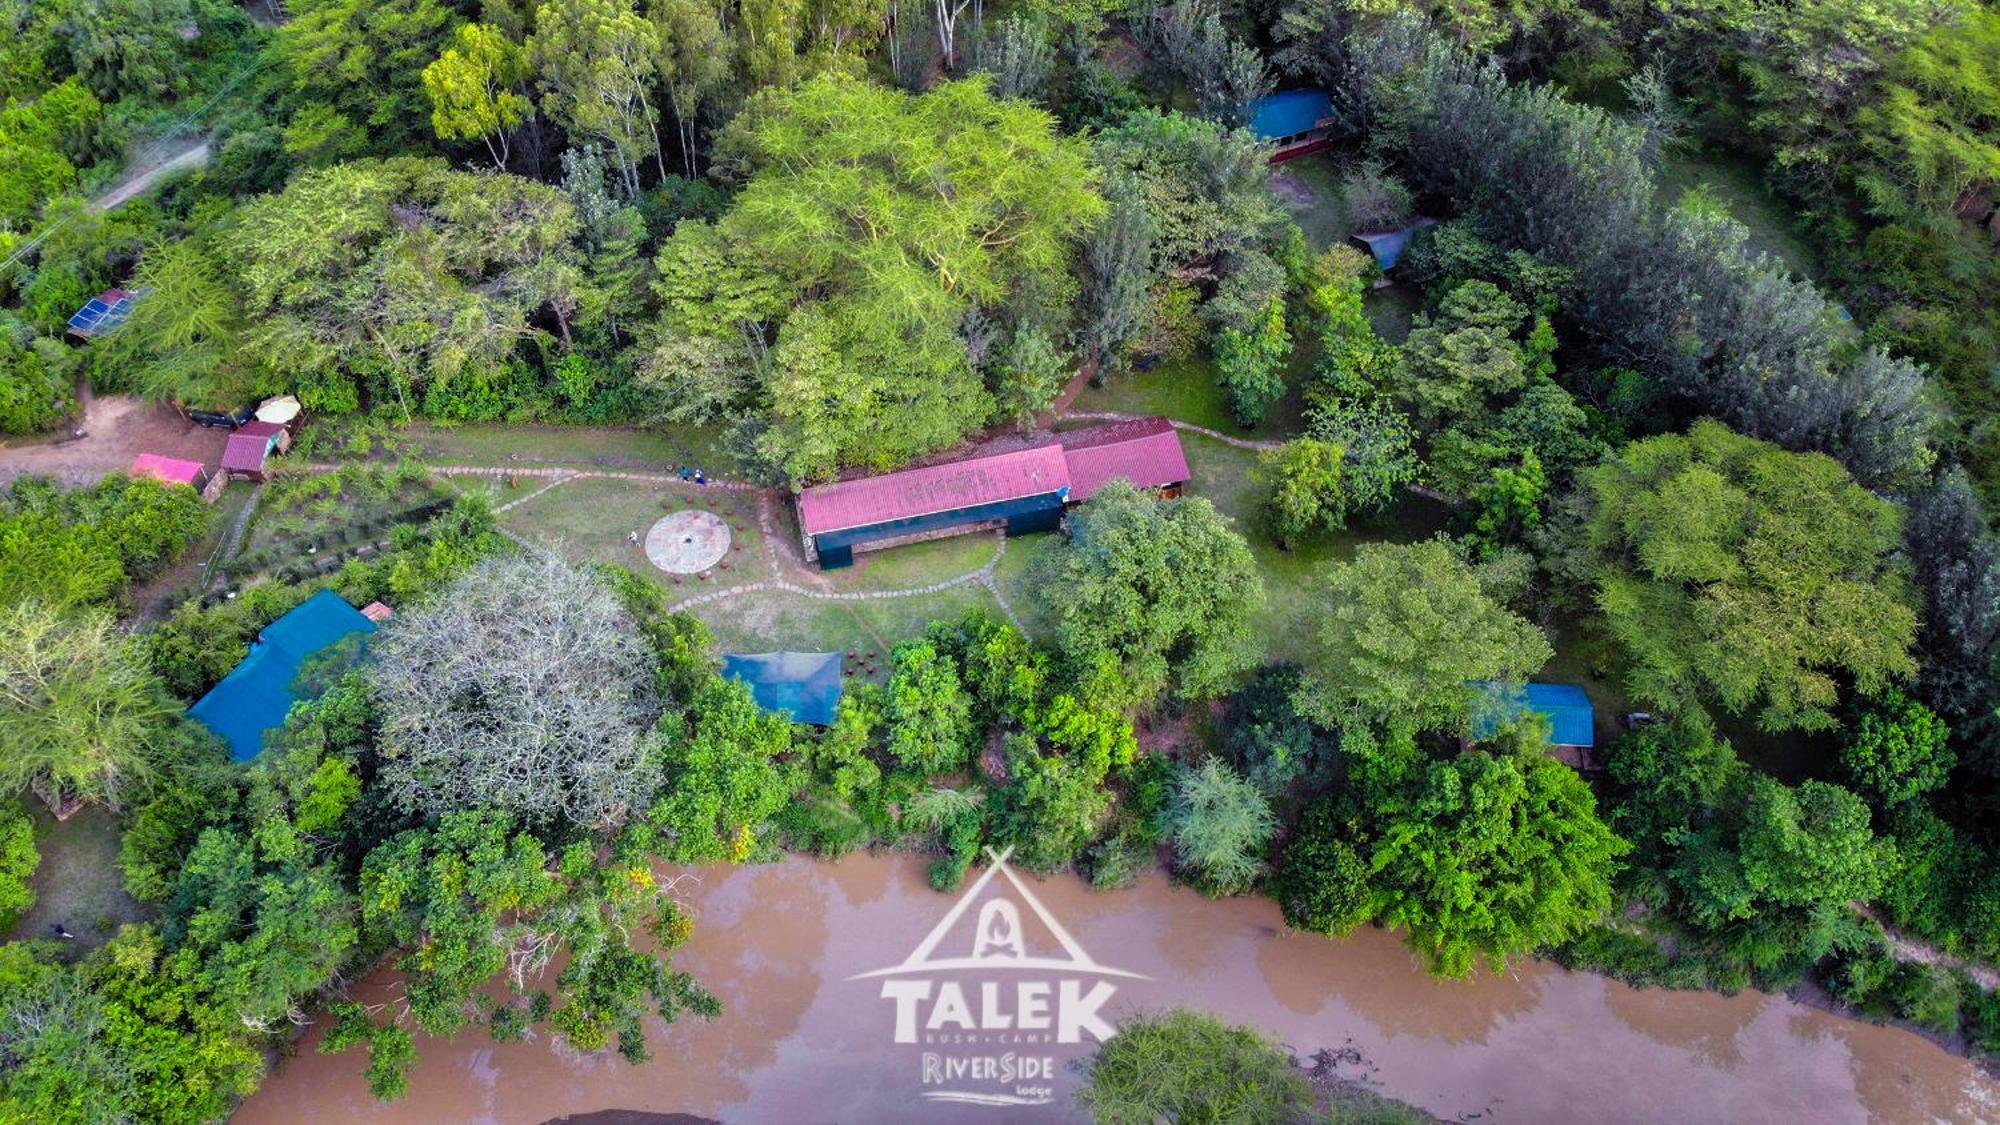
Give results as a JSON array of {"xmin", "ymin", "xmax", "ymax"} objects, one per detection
[{"xmin": 0, "ymin": 388, "xmax": 227, "ymax": 486}]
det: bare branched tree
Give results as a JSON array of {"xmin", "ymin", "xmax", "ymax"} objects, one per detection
[{"xmin": 371, "ymin": 552, "xmax": 661, "ymax": 829}]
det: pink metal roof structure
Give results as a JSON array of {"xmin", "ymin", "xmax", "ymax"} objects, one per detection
[
  {"xmin": 798, "ymin": 444, "xmax": 1072, "ymax": 537},
  {"xmin": 129, "ymin": 453, "xmax": 206, "ymax": 487},
  {"xmin": 236, "ymin": 419, "xmax": 286, "ymax": 440},
  {"xmin": 221, "ymin": 432, "xmax": 271, "ymax": 473},
  {"xmin": 1057, "ymin": 416, "xmax": 1191, "ymax": 501}
]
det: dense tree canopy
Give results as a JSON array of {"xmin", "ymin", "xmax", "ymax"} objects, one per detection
[
  {"xmin": 1292, "ymin": 539, "xmax": 1550, "ymax": 731},
  {"xmin": 371, "ymin": 552, "xmax": 661, "ymax": 829},
  {"xmin": 655, "ymin": 75, "xmax": 1103, "ymax": 483},
  {"xmin": 1031, "ymin": 481, "xmax": 1264, "ymax": 707},
  {"xmin": 1575, "ymin": 420, "xmax": 1917, "ymax": 733},
  {"xmin": 1365, "ymin": 748, "xmax": 1628, "ymax": 977}
]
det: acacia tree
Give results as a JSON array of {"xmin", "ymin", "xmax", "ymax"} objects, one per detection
[
  {"xmin": 422, "ymin": 22, "xmax": 533, "ymax": 169},
  {"xmin": 1293, "ymin": 539, "xmax": 1550, "ymax": 731},
  {"xmin": 1080, "ymin": 1009, "xmax": 1313, "ymax": 1124},
  {"xmin": 0, "ymin": 602, "xmax": 175, "ymax": 808},
  {"xmin": 1168, "ymin": 758, "xmax": 1276, "ymax": 895},
  {"xmin": 1030, "ymin": 482, "xmax": 1265, "ymax": 707},
  {"xmin": 371, "ymin": 552, "xmax": 661, "ymax": 829},
  {"xmin": 1575, "ymin": 419, "xmax": 1917, "ymax": 733},
  {"xmin": 656, "ymin": 75, "xmax": 1104, "ymax": 483}
]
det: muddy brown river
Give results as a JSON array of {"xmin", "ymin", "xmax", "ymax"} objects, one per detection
[{"xmin": 237, "ymin": 852, "xmax": 2000, "ymax": 1123}]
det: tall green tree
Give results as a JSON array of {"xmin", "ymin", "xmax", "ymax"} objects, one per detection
[
  {"xmin": 1293, "ymin": 539, "xmax": 1550, "ymax": 731},
  {"xmin": 423, "ymin": 22, "xmax": 534, "ymax": 169},
  {"xmin": 277, "ymin": 0, "xmax": 459, "ymax": 158},
  {"xmin": 656, "ymin": 75, "xmax": 1103, "ymax": 482},
  {"xmin": 0, "ymin": 602, "xmax": 177, "ymax": 808},
  {"xmin": 532, "ymin": 0, "xmax": 664, "ymax": 196},
  {"xmin": 1574, "ymin": 419, "xmax": 1917, "ymax": 733},
  {"xmin": 1030, "ymin": 481, "xmax": 1264, "ymax": 707},
  {"xmin": 1366, "ymin": 749, "xmax": 1627, "ymax": 977}
]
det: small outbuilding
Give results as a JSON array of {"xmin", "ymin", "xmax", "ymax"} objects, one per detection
[
  {"xmin": 188, "ymin": 590, "xmax": 379, "ymax": 760},
  {"xmin": 1247, "ymin": 89, "xmax": 1335, "ymax": 163},
  {"xmin": 130, "ymin": 453, "xmax": 208, "ymax": 491},
  {"xmin": 723, "ymin": 651, "xmax": 845, "ymax": 726},
  {"xmin": 221, "ymin": 421, "xmax": 290, "ymax": 481}
]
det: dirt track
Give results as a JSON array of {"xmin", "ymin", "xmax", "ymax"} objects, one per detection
[{"xmin": 0, "ymin": 388, "xmax": 228, "ymax": 487}]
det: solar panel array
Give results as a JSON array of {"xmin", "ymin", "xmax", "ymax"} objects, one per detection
[{"xmin": 65, "ymin": 290, "xmax": 135, "ymax": 338}]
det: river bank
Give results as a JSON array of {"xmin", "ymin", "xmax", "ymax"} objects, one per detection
[{"xmin": 236, "ymin": 851, "xmax": 2000, "ymax": 1123}]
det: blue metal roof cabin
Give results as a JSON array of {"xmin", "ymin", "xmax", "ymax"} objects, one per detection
[
  {"xmin": 1246, "ymin": 89, "xmax": 1335, "ymax": 162},
  {"xmin": 188, "ymin": 590, "xmax": 377, "ymax": 760},
  {"xmin": 724, "ymin": 652, "xmax": 845, "ymax": 725},
  {"xmin": 1469, "ymin": 682, "xmax": 1596, "ymax": 748}
]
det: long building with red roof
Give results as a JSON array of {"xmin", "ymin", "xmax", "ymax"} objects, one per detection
[{"xmin": 795, "ymin": 417, "xmax": 1190, "ymax": 569}]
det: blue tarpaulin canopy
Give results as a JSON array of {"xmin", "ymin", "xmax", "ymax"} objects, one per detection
[
  {"xmin": 1469, "ymin": 682, "xmax": 1596, "ymax": 748},
  {"xmin": 1247, "ymin": 89, "xmax": 1333, "ymax": 141},
  {"xmin": 723, "ymin": 651, "xmax": 844, "ymax": 726},
  {"xmin": 188, "ymin": 590, "xmax": 377, "ymax": 760}
]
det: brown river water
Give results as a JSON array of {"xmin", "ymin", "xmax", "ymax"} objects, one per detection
[{"xmin": 237, "ymin": 851, "xmax": 2000, "ymax": 1124}]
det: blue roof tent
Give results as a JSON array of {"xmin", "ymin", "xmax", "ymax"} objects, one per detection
[
  {"xmin": 1352, "ymin": 218, "xmax": 1439, "ymax": 273},
  {"xmin": 723, "ymin": 651, "xmax": 845, "ymax": 726},
  {"xmin": 188, "ymin": 591, "xmax": 378, "ymax": 760},
  {"xmin": 1247, "ymin": 89, "xmax": 1333, "ymax": 142},
  {"xmin": 1469, "ymin": 682, "xmax": 1596, "ymax": 748}
]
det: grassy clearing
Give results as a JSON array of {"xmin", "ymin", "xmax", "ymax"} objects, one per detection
[
  {"xmin": 1363, "ymin": 284, "xmax": 1423, "ymax": 344},
  {"xmin": 991, "ymin": 531, "xmax": 1061, "ymax": 639},
  {"xmin": 1274, "ymin": 153, "xmax": 1352, "ymax": 251},
  {"xmin": 406, "ymin": 422, "xmax": 732, "ymax": 472},
  {"xmin": 687, "ymin": 582, "xmax": 1004, "ymax": 672},
  {"xmin": 6, "ymin": 804, "xmax": 148, "ymax": 954},
  {"xmin": 805, "ymin": 534, "xmax": 1002, "ymax": 594},
  {"xmin": 1659, "ymin": 146, "xmax": 1818, "ymax": 279},
  {"xmin": 1177, "ymin": 432, "xmax": 1450, "ymax": 663},
  {"xmin": 502, "ymin": 477, "xmax": 766, "ymax": 592},
  {"xmin": 1069, "ymin": 347, "xmax": 1314, "ymax": 439}
]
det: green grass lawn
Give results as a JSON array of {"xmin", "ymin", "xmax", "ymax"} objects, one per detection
[
  {"xmin": 1273, "ymin": 153, "xmax": 1351, "ymax": 251},
  {"xmin": 1363, "ymin": 284, "xmax": 1423, "ymax": 344},
  {"xmin": 688, "ymin": 582, "xmax": 1004, "ymax": 672},
  {"xmin": 1068, "ymin": 347, "xmax": 1315, "ymax": 440},
  {"xmin": 1177, "ymin": 432, "xmax": 1451, "ymax": 663},
  {"xmin": 7, "ymin": 803, "xmax": 149, "ymax": 953},
  {"xmin": 1659, "ymin": 146, "xmax": 1818, "ymax": 279},
  {"xmin": 805, "ymin": 534, "xmax": 1002, "ymax": 594},
  {"xmin": 406, "ymin": 422, "xmax": 733, "ymax": 473},
  {"xmin": 502, "ymin": 476, "xmax": 767, "ymax": 592},
  {"xmin": 991, "ymin": 531, "xmax": 1060, "ymax": 640}
]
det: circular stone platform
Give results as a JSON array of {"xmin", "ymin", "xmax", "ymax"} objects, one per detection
[{"xmin": 645, "ymin": 510, "xmax": 731, "ymax": 574}]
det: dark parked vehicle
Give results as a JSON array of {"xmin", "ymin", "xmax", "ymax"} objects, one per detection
[{"xmin": 188, "ymin": 404, "xmax": 257, "ymax": 428}]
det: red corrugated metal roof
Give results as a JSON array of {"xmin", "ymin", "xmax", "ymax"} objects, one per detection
[
  {"xmin": 798, "ymin": 444, "xmax": 1072, "ymax": 536},
  {"xmin": 130, "ymin": 453, "xmax": 205, "ymax": 486},
  {"xmin": 221, "ymin": 433, "xmax": 270, "ymax": 472},
  {"xmin": 236, "ymin": 419, "xmax": 285, "ymax": 439},
  {"xmin": 1058, "ymin": 417, "xmax": 1190, "ymax": 501}
]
